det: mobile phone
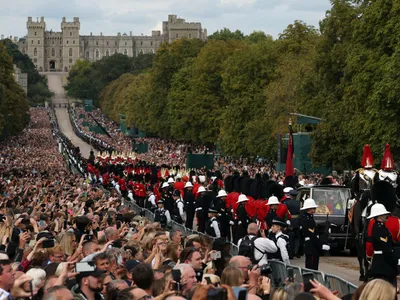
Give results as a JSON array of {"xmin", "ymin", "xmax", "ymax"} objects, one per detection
[
  {"xmin": 29, "ymin": 280, "xmax": 34, "ymax": 299},
  {"xmin": 207, "ymin": 288, "xmax": 227, "ymax": 300},
  {"xmin": 238, "ymin": 289, "xmax": 247, "ymax": 300},
  {"xmin": 171, "ymin": 269, "xmax": 181, "ymax": 291},
  {"xmin": 76, "ymin": 262, "xmax": 96, "ymax": 273},
  {"xmin": 42, "ymin": 239, "xmax": 55, "ymax": 248},
  {"xmin": 205, "ymin": 277, "xmax": 212, "ymax": 285},
  {"xmin": 84, "ymin": 234, "xmax": 93, "ymax": 241},
  {"xmin": 303, "ymin": 272, "xmax": 314, "ymax": 292},
  {"xmin": 287, "ymin": 267, "xmax": 294, "ymax": 282},
  {"xmin": 210, "ymin": 251, "xmax": 221, "ymax": 260}
]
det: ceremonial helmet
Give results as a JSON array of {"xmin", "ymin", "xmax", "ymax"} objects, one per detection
[
  {"xmin": 184, "ymin": 182, "xmax": 194, "ymax": 188},
  {"xmin": 368, "ymin": 203, "xmax": 390, "ymax": 219},
  {"xmin": 301, "ymin": 198, "xmax": 318, "ymax": 210},
  {"xmin": 361, "ymin": 144, "xmax": 374, "ymax": 168},
  {"xmin": 197, "ymin": 186, "xmax": 206, "ymax": 193},
  {"xmin": 217, "ymin": 190, "xmax": 228, "ymax": 198},
  {"xmin": 237, "ymin": 194, "xmax": 249, "ymax": 203},
  {"xmin": 161, "ymin": 182, "xmax": 169, "ymax": 189},
  {"xmin": 267, "ymin": 196, "xmax": 280, "ymax": 205},
  {"xmin": 283, "ymin": 187, "xmax": 293, "ymax": 194},
  {"xmin": 381, "ymin": 143, "xmax": 395, "ymax": 171}
]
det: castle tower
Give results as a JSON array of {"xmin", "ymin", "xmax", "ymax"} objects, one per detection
[
  {"xmin": 61, "ymin": 17, "xmax": 80, "ymax": 72},
  {"xmin": 26, "ymin": 17, "xmax": 45, "ymax": 72}
]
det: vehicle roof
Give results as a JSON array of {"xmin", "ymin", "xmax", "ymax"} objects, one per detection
[{"xmin": 297, "ymin": 185, "xmax": 350, "ymax": 190}]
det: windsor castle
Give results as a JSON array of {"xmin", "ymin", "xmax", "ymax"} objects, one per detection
[{"xmin": 14, "ymin": 15, "xmax": 207, "ymax": 72}]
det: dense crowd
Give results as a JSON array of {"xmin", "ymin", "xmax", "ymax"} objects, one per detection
[{"xmin": 0, "ymin": 108, "xmax": 394, "ymax": 300}]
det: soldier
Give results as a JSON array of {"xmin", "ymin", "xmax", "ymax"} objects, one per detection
[
  {"xmin": 265, "ymin": 196, "xmax": 291, "ymax": 229},
  {"xmin": 195, "ymin": 186, "xmax": 208, "ymax": 233},
  {"xmin": 215, "ymin": 190, "xmax": 229, "ymax": 239},
  {"xmin": 283, "ymin": 189, "xmax": 301, "ymax": 257},
  {"xmin": 206, "ymin": 208, "xmax": 221, "ymax": 238},
  {"xmin": 184, "ymin": 181, "xmax": 196, "ymax": 229},
  {"xmin": 161, "ymin": 181, "xmax": 174, "ymax": 213},
  {"xmin": 301, "ymin": 198, "xmax": 330, "ymax": 270},
  {"xmin": 171, "ymin": 189, "xmax": 185, "ymax": 225},
  {"xmin": 154, "ymin": 199, "xmax": 171, "ymax": 229},
  {"xmin": 367, "ymin": 203, "xmax": 397, "ymax": 286},
  {"xmin": 236, "ymin": 194, "xmax": 250, "ymax": 240}
]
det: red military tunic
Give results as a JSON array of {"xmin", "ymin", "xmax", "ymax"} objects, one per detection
[{"xmin": 366, "ymin": 215, "xmax": 400, "ymax": 257}]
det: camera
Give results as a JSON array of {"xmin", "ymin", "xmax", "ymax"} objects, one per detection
[
  {"xmin": 260, "ymin": 264, "xmax": 272, "ymax": 277},
  {"xmin": 207, "ymin": 288, "xmax": 227, "ymax": 300}
]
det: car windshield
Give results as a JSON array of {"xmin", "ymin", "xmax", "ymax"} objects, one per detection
[{"xmin": 311, "ymin": 188, "xmax": 349, "ymax": 215}]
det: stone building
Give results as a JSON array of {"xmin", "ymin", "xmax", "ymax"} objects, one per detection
[
  {"xmin": 13, "ymin": 65, "xmax": 28, "ymax": 94},
  {"xmin": 16, "ymin": 15, "xmax": 207, "ymax": 72}
]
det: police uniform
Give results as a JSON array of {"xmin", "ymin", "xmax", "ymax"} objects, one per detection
[
  {"xmin": 172, "ymin": 190, "xmax": 185, "ymax": 224},
  {"xmin": 206, "ymin": 208, "xmax": 221, "ymax": 238},
  {"xmin": 270, "ymin": 218, "xmax": 291, "ymax": 264},
  {"xmin": 154, "ymin": 199, "xmax": 171, "ymax": 229}
]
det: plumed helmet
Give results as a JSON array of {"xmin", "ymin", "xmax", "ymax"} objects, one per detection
[
  {"xmin": 361, "ymin": 144, "xmax": 374, "ymax": 168},
  {"xmin": 381, "ymin": 144, "xmax": 395, "ymax": 171}
]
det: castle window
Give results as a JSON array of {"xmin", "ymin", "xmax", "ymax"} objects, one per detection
[
  {"xmin": 69, "ymin": 58, "xmax": 73, "ymax": 63},
  {"xmin": 31, "ymin": 40, "xmax": 33, "ymax": 44},
  {"xmin": 189, "ymin": 33, "xmax": 192, "ymax": 38},
  {"xmin": 96, "ymin": 49, "xmax": 99, "ymax": 59},
  {"xmin": 86, "ymin": 51, "xmax": 89, "ymax": 59},
  {"xmin": 60, "ymin": 40, "xmax": 62, "ymax": 45},
  {"xmin": 67, "ymin": 40, "xmax": 69, "ymax": 44},
  {"xmin": 124, "ymin": 49, "xmax": 127, "ymax": 55},
  {"xmin": 176, "ymin": 33, "xmax": 179, "ymax": 38},
  {"xmin": 34, "ymin": 58, "xmax": 37, "ymax": 63},
  {"xmin": 69, "ymin": 48, "xmax": 72, "ymax": 56},
  {"xmin": 106, "ymin": 50, "xmax": 110, "ymax": 57},
  {"xmin": 52, "ymin": 40, "xmax": 54, "ymax": 45},
  {"xmin": 34, "ymin": 32, "xmax": 37, "ymax": 36},
  {"xmin": 70, "ymin": 32, "xmax": 72, "ymax": 36},
  {"xmin": 60, "ymin": 49, "xmax": 62, "ymax": 56},
  {"xmin": 115, "ymin": 41, "xmax": 117, "ymax": 46},
  {"xmin": 139, "ymin": 49, "xmax": 143, "ymax": 55},
  {"xmin": 151, "ymin": 41, "xmax": 153, "ymax": 46},
  {"xmin": 38, "ymin": 40, "xmax": 40, "ymax": 44},
  {"xmin": 140, "ymin": 41, "xmax": 143, "ymax": 46},
  {"xmin": 96, "ymin": 41, "xmax": 98, "ymax": 46},
  {"xmin": 125, "ymin": 42, "xmax": 127, "ymax": 46},
  {"xmin": 52, "ymin": 48, "xmax": 55, "ymax": 57},
  {"xmin": 106, "ymin": 41, "xmax": 109, "ymax": 46},
  {"xmin": 73, "ymin": 40, "xmax": 75, "ymax": 44},
  {"xmin": 34, "ymin": 48, "xmax": 37, "ymax": 56}
]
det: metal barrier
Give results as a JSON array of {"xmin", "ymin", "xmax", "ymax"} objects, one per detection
[
  {"xmin": 171, "ymin": 220, "xmax": 187, "ymax": 234},
  {"xmin": 268, "ymin": 260, "xmax": 289, "ymax": 288},
  {"xmin": 230, "ymin": 243, "xmax": 239, "ymax": 256},
  {"xmin": 325, "ymin": 274, "xmax": 357, "ymax": 298},
  {"xmin": 286, "ymin": 264, "xmax": 303, "ymax": 284},
  {"xmin": 301, "ymin": 267, "xmax": 325, "ymax": 285}
]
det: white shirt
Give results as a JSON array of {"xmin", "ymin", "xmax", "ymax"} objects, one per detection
[
  {"xmin": 210, "ymin": 218, "xmax": 221, "ymax": 238},
  {"xmin": 254, "ymin": 237, "xmax": 278, "ymax": 266},
  {"xmin": 157, "ymin": 208, "xmax": 171, "ymax": 224},
  {"xmin": 148, "ymin": 194, "xmax": 156, "ymax": 207},
  {"xmin": 177, "ymin": 199, "xmax": 186, "ymax": 221},
  {"xmin": 0, "ymin": 288, "xmax": 10, "ymax": 300},
  {"xmin": 275, "ymin": 232, "xmax": 290, "ymax": 264}
]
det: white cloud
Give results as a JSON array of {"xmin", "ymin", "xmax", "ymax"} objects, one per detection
[{"xmin": 0, "ymin": 0, "xmax": 332, "ymax": 38}]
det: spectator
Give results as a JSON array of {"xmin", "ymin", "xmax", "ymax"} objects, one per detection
[
  {"xmin": 221, "ymin": 266, "xmax": 244, "ymax": 286},
  {"xmin": 42, "ymin": 285, "xmax": 74, "ymax": 300},
  {"xmin": 173, "ymin": 264, "xmax": 197, "ymax": 297},
  {"xmin": 131, "ymin": 263, "xmax": 154, "ymax": 296},
  {"xmin": 71, "ymin": 268, "xmax": 105, "ymax": 300}
]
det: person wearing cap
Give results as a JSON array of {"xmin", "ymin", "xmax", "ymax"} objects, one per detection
[
  {"xmin": 195, "ymin": 186, "xmax": 208, "ymax": 233},
  {"xmin": 237, "ymin": 194, "xmax": 250, "ymax": 239},
  {"xmin": 154, "ymin": 199, "xmax": 171, "ymax": 229},
  {"xmin": 145, "ymin": 186, "xmax": 156, "ymax": 212},
  {"xmin": 269, "ymin": 217, "xmax": 291, "ymax": 264},
  {"xmin": 71, "ymin": 267, "xmax": 105, "ymax": 300},
  {"xmin": 301, "ymin": 198, "xmax": 330, "ymax": 270},
  {"xmin": 283, "ymin": 189, "xmax": 301, "ymax": 258},
  {"xmin": 206, "ymin": 208, "xmax": 221, "ymax": 238},
  {"xmin": 184, "ymin": 181, "xmax": 196, "ymax": 230},
  {"xmin": 283, "ymin": 187, "xmax": 293, "ymax": 201},
  {"xmin": 171, "ymin": 189, "xmax": 185, "ymax": 224},
  {"xmin": 215, "ymin": 190, "xmax": 229, "ymax": 239},
  {"xmin": 160, "ymin": 181, "xmax": 174, "ymax": 213},
  {"xmin": 265, "ymin": 196, "xmax": 291, "ymax": 229},
  {"xmin": 367, "ymin": 203, "xmax": 397, "ymax": 286}
]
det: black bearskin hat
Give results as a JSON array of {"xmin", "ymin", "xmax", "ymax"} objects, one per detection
[
  {"xmin": 284, "ymin": 176, "xmax": 297, "ymax": 188},
  {"xmin": 240, "ymin": 177, "xmax": 252, "ymax": 195},
  {"xmin": 320, "ymin": 177, "xmax": 333, "ymax": 185},
  {"xmin": 371, "ymin": 180, "xmax": 397, "ymax": 213},
  {"xmin": 248, "ymin": 179, "xmax": 260, "ymax": 199},
  {"xmin": 234, "ymin": 176, "xmax": 244, "ymax": 193},
  {"xmin": 224, "ymin": 175, "xmax": 234, "ymax": 193},
  {"xmin": 268, "ymin": 181, "xmax": 284, "ymax": 199},
  {"xmin": 215, "ymin": 170, "xmax": 223, "ymax": 180}
]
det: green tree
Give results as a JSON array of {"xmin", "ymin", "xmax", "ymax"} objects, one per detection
[
  {"xmin": 208, "ymin": 28, "xmax": 245, "ymax": 40},
  {"xmin": 0, "ymin": 43, "xmax": 29, "ymax": 139},
  {"xmin": 132, "ymin": 53, "xmax": 155, "ymax": 74}
]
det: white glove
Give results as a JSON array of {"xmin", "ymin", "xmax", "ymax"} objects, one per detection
[
  {"xmin": 229, "ymin": 221, "xmax": 234, "ymax": 226},
  {"xmin": 238, "ymin": 221, "xmax": 242, "ymax": 225},
  {"xmin": 322, "ymin": 245, "xmax": 330, "ymax": 251},
  {"xmin": 286, "ymin": 220, "xmax": 291, "ymax": 225}
]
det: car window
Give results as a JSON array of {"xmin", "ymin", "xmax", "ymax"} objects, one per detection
[{"xmin": 311, "ymin": 188, "xmax": 349, "ymax": 215}]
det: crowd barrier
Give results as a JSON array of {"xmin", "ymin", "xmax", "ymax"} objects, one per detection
[{"xmin": 123, "ymin": 199, "xmax": 357, "ymax": 296}]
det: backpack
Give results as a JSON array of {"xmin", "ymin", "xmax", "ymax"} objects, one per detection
[
  {"xmin": 275, "ymin": 234, "xmax": 294, "ymax": 260},
  {"xmin": 238, "ymin": 235, "xmax": 266, "ymax": 264},
  {"xmin": 155, "ymin": 209, "xmax": 167, "ymax": 228}
]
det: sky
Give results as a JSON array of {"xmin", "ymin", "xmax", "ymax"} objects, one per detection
[{"xmin": 1, "ymin": 0, "xmax": 332, "ymax": 39}]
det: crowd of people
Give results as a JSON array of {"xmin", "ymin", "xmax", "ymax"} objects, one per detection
[{"xmin": 0, "ymin": 107, "xmax": 396, "ymax": 300}]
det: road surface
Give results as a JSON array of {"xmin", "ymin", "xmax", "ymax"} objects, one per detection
[{"xmin": 45, "ymin": 72, "xmax": 92, "ymax": 159}]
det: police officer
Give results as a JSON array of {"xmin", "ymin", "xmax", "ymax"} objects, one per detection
[
  {"xmin": 301, "ymin": 198, "xmax": 330, "ymax": 270},
  {"xmin": 206, "ymin": 208, "xmax": 221, "ymax": 238},
  {"xmin": 184, "ymin": 181, "xmax": 196, "ymax": 229},
  {"xmin": 154, "ymin": 199, "xmax": 171, "ymax": 229},
  {"xmin": 270, "ymin": 217, "xmax": 291, "ymax": 264},
  {"xmin": 367, "ymin": 203, "xmax": 397, "ymax": 286},
  {"xmin": 215, "ymin": 190, "xmax": 229, "ymax": 239},
  {"xmin": 283, "ymin": 189, "xmax": 301, "ymax": 257},
  {"xmin": 145, "ymin": 186, "xmax": 156, "ymax": 212},
  {"xmin": 172, "ymin": 189, "xmax": 185, "ymax": 224}
]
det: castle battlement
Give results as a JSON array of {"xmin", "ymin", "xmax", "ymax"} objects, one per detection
[{"xmin": 27, "ymin": 17, "xmax": 45, "ymax": 27}]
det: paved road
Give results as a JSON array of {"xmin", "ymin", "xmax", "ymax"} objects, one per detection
[{"xmin": 45, "ymin": 72, "xmax": 92, "ymax": 159}]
